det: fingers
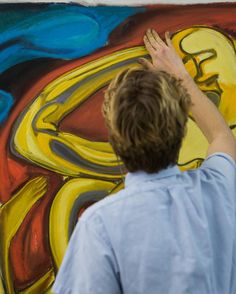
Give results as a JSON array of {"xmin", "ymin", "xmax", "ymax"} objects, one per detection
[
  {"xmin": 138, "ymin": 58, "xmax": 154, "ymax": 70},
  {"xmin": 144, "ymin": 29, "xmax": 173, "ymax": 51},
  {"xmin": 143, "ymin": 35, "xmax": 156, "ymax": 55},
  {"xmin": 151, "ymin": 29, "xmax": 166, "ymax": 46},
  {"xmin": 165, "ymin": 31, "xmax": 173, "ymax": 48},
  {"xmin": 146, "ymin": 29, "xmax": 159, "ymax": 46},
  {"xmin": 144, "ymin": 29, "xmax": 159, "ymax": 53},
  {"xmin": 143, "ymin": 29, "xmax": 166, "ymax": 59},
  {"xmin": 142, "ymin": 29, "xmax": 186, "ymax": 77}
]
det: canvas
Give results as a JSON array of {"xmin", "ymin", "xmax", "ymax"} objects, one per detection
[{"xmin": 0, "ymin": 2, "xmax": 236, "ymax": 293}]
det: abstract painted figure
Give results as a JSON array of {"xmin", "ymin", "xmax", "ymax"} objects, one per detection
[{"xmin": 0, "ymin": 3, "xmax": 236, "ymax": 293}]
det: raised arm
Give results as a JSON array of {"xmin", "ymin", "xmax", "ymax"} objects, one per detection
[{"xmin": 141, "ymin": 29, "xmax": 236, "ymax": 162}]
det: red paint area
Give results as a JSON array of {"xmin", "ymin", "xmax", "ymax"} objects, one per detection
[
  {"xmin": 9, "ymin": 175, "xmax": 63, "ymax": 290},
  {"xmin": 109, "ymin": 4, "xmax": 236, "ymax": 46},
  {"xmin": 60, "ymin": 86, "xmax": 108, "ymax": 142},
  {"xmin": 0, "ymin": 3, "xmax": 236, "ymax": 291},
  {"xmin": 6, "ymin": 158, "xmax": 29, "ymax": 193}
]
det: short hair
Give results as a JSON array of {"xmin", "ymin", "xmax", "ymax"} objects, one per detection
[{"xmin": 102, "ymin": 68, "xmax": 191, "ymax": 173}]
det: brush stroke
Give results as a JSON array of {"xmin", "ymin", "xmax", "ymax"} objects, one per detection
[
  {"xmin": 0, "ymin": 3, "xmax": 235, "ymax": 293},
  {"xmin": 0, "ymin": 4, "xmax": 143, "ymax": 124},
  {"xmin": 0, "ymin": 0, "xmax": 235, "ymax": 4},
  {"xmin": 0, "ymin": 4, "xmax": 142, "ymax": 73}
]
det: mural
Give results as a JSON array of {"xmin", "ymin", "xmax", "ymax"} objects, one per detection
[{"xmin": 0, "ymin": 2, "xmax": 236, "ymax": 293}]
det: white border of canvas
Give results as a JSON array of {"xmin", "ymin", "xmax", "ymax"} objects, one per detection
[{"xmin": 0, "ymin": 0, "xmax": 235, "ymax": 5}]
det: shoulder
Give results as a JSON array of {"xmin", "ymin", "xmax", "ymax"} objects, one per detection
[
  {"xmin": 200, "ymin": 152, "xmax": 236, "ymax": 170},
  {"xmin": 199, "ymin": 152, "xmax": 236, "ymax": 182},
  {"xmin": 176, "ymin": 152, "xmax": 236, "ymax": 205},
  {"xmin": 184, "ymin": 152, "xmax": 236, "ymax": 181},
  {"xmin": 183, "ymin": 152, "xmax": 236, "ymax": 207}
]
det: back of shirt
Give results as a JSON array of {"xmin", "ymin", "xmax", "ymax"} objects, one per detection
[{"xmin": 53, "ymin": 153, "xmax": 236, "ymax": 294}]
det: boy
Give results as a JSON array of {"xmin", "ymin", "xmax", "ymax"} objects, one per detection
[{"xmin": 53, "ymin": 29, "xmax": 236, "ymax": 294}]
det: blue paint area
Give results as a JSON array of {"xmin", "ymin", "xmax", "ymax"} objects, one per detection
[
  {"xmin": 0, "ymin": 4, "xmax": 145, "ymax": 124},
  {"xmin": 0, "ymin": 5, "xmax": 144, "ymax": 73},
  {"xmin": 0, "ymin": 90, "xmax": 14, "ymax": 123}
]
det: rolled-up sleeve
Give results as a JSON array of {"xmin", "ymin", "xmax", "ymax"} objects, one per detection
[
  {"xmin": 200, "ymin": 152, "xmax": 236, "ymax": 206},
  {"xmin": 201, "ymin": 152, "xmax": 236, "ymax": 174},
  {"xmin": 52, "ymin": 213, "xmax": 121, "ymax": 294}
]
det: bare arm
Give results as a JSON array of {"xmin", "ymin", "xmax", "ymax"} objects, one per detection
[{"xmin": 141, "ymin": 29, "xmax": 236, "ymax": 162}]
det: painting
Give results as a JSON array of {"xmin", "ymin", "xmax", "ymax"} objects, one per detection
[{"xmin": 0, "ymin": 1, "xmax": 236, "ymax": 293}]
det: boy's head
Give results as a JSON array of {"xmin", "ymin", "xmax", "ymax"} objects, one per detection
[{"xmin": 103, "ymin": 68, "xmax": 191, "ymax": 173}]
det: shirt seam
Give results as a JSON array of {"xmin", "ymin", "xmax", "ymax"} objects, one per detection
[{"xmin": 203, "ymin": 152, "xmax": 236, "ymax": 166}]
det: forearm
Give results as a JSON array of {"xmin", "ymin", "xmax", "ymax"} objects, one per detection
[
  {"xmin": 181, "ymin": 73, "xmax": 233, "ymax": 143},
  {"xmin": 181, "ymin": 73, "xmax": 236, "ymax": 159}
]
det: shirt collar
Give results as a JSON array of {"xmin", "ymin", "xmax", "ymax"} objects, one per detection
[{"xmin": 125, "ymin": 165, "xmax": 181, "ymax": 188}]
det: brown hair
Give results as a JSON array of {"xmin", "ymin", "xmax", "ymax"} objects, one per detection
[{"xmin": 103, "ymin": 68, "xmax": 191, "ymax": 173}]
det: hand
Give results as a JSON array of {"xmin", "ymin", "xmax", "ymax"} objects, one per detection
[{"xmin": 140, "ymin": 29, "xmax": 189, "ymax": 79}]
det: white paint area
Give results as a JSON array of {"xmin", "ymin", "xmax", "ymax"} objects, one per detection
[{"xmin": 0, "ymin": 0, "xmax": 235, "ymax": 5}]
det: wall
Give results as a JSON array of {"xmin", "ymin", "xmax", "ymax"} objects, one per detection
[{"xmin": 0, "ymin": 2, "xmax": 235, "ymax": 293}]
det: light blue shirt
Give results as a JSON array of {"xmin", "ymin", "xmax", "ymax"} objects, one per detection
[{"xmin": 53, "ymin": 153, "xmax": 236, "ymax": 294}]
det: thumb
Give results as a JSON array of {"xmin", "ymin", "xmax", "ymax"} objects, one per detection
[
  {"xmin": 165, "ymin": 31, "xmax": 174, "ymax": 48},
  {"xmin": 138, "ymin": 58, "xmax": 154, "ymax": 70}
]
